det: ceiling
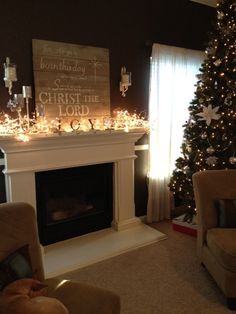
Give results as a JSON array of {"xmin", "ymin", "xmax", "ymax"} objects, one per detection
[{"xmin": 190, "ymin": 0, "xmax": 217, "ymax": 7}]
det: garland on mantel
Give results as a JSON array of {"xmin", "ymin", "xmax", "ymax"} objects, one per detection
[{"xmin": 0, "ymin": 109, "xmax": 149, "ymax": 142}]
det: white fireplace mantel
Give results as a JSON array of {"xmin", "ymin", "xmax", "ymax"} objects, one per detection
[{"xmin": 1, "ymin": 129, "xmax": 145, "ymax": 231}]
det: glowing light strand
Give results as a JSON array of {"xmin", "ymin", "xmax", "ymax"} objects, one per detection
[{"xmin": 0, "ymin": 110, "xmax": 149, "ymax": 141}]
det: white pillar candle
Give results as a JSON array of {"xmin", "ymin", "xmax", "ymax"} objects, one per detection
[
  {"xmin": 4, "ymin": 65, "xmax": 17, "ymax": 82},
  {"xmin": 122, "ymin": 73, "xmax": 131, "ymax": 86},
  {"xmin": 22, "ymin": 86, "xmax": 32, "ymax": 99}
]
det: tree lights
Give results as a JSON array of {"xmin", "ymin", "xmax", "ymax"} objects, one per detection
[{"xmin": 169, "ymin": 0, "xmax": 236, "ymax": 220}]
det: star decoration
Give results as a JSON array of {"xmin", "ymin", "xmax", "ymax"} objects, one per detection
[{"xmin": 196, "ymin": 105, "xmax": 221, "ymax": 126}]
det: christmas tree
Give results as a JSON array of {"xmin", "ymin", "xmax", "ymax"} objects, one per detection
[{"xmin": 169, "ymin": 0, "xmax": 236, "ymax": 221}]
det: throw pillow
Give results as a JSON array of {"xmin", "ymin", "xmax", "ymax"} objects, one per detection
[
  {"xmin": 2, "ymin": 278, "xmax": 47, "ymax": 297},
  {"xmin": 0, "ymin": 245, "xmax": 33, "ymax": 290},
  {"xmin": 215, "ymin": 199, "xmax": 236, "ymax": 228},
  {"xmin": 0, "ymin": 278, "xmax": 69, "ymax": 314}
]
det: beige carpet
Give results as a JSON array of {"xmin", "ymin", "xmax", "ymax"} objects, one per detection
[{"xmin": 62, "ymin": 221, "xmax": 233, "ymax": 314}]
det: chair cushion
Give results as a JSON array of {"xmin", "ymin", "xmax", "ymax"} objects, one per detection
[
  {"xmin": 0, "ymin": 245, "xmax": 33, "ymax": 290},
  {"xmin": 0, "ymin": 278, "xmax": 69, "ymax": 314},
  {"xmin": 206, "ymin": 228, "xmax": 236, "ymax": 272},
  {"xmin": 215, "ymin": 199, "xmax": 236, "ymax": 228}
]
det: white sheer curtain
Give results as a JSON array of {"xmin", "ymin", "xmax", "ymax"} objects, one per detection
[{"xmin": 147, "ymin": 43, "xmax": 204, "ymax": 223}]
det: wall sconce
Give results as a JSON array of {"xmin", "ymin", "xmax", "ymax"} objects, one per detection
[
  {"xmin": 3, "ymin": 57, "xmax": 17, "ymax": 95},
  {"xmin": 3, "ymin": 57, "xmax": 32, "ymax": 129},
  {"xmin": 120, "ymin": 66, "xmax": 131, "ymax": 97}
]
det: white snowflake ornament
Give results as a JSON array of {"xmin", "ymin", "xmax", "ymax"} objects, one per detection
[
  {"xmin": 206, "ymin": 156, "xmax": 218, "ymax": 166},
  {"xmin": 196, "ymin": 105, "xmax": 221, "ymax": 126}
]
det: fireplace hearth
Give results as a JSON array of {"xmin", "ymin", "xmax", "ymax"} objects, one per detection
[{"xmin": 36, "ymin": 163, "xmax": 113, "ymax": 245}]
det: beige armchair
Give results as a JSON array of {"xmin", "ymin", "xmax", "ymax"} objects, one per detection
[
  {"xmin": 0, "ymin": 202, "xmax": 121, "ymax": 314},
  {"xmin": 192, "ymin": 169, "xmax": 236, "ymax": 310}
]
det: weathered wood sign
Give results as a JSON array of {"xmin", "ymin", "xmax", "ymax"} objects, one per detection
[{"xmin": 32, "ymin": 39, "xmax": 111, "ymax": 124}]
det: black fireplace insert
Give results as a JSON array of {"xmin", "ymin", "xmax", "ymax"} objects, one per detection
[{"xmin": 35, "ymin": 163, "xmax": 113, "ymax": 245}]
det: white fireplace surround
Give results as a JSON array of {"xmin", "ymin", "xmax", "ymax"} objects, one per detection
[
  {"xmin": 1, "ymin": 129, "xmax": 144, "ymax": 230},
  {"xmin": 0, "ymin": 130, "xmax": 166, "ymax": 277}
]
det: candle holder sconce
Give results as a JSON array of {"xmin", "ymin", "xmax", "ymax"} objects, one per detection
[
  {"xmin": 7, "ymin": 93, "xmax": 25, "ymax": 126},
  {"xmin": 3, "ymin": 57, "xmax": 17, "ymax": 95},
  {"xmin": 120, "ymin": 66, "xmax": 131, "ymax": 97},
  {"xmin": 7, "ymin": 93, "xmax": 24, "ymax": 111},
  {"xmin": 3, "ymin": 57, "xmax": 33, "ymax": 129},
  {"xmin": 22, "ymin": 85, "xmax": 32, "ymax": 128}
]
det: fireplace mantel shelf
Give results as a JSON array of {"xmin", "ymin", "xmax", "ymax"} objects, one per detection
[
  {"xmin": 1, "ymin": 129, "xmax": 146, "ymax": 175},
  {"xmin": 0, "ymin": 129, "xmax": 146, "ymax": 154}
]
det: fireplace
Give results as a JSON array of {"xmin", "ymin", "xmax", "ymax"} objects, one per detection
[
  {"xmin": 1, "ymin": 131, "xmax": 144, "ymax": 232},
  {"xmin": 36, "ymin": 163, "xmax": 113, "ymax": 245},
  {"xmin": 0, "ymin": 130, "xmax": 167, "ymax": 276}
]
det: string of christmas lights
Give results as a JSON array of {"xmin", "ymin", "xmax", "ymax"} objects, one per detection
[{"xmin": 0, "ymin": 109, "xmax": 149, "ymax": 142}]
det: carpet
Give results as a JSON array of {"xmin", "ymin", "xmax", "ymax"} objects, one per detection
[{"xmin": 62, "ymin": 221, "xmax": 231, "ymax": 314}]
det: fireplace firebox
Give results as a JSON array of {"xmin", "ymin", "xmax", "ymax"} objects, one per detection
[{"xmin": 35, "ymin": 163, "xmax": 113, "ymax": 245}]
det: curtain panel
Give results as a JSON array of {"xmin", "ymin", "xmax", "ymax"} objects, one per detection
[{"xmin": 147, "ymin": 43, "xmax": 204, "ymax": 222}]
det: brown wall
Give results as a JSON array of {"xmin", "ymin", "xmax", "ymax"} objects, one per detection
[{"xmin": 0, "ymin": 0, "xmax": 214, "ymax": 115}]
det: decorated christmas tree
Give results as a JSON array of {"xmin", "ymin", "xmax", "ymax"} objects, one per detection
[{"xmin": 169, "ymin": 0, "xmax": 236, "ymax": 221}]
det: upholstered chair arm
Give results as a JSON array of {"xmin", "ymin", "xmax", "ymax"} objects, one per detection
[
  {"xmin": 0, "ymin": 202, "xmax": 45, "ymax": 281},
  {"xmin": 45, "ymin": 277, "xmax": 121, "ymax": 314},
  {"xmin": 193, "ymin": 170, "xmax": 236, "ymax": 259},
  {"xmin": 193, "ymin": 172, "xmax": 217, "ymax": 253}
]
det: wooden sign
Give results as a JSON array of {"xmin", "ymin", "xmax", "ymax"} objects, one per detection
[{"xmin": 32, "ymin": 39, "xmax": 111, "ymax": 125}]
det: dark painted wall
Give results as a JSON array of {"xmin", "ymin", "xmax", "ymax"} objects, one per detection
[
  {"xmin": 0, "ymin": 0, "xmax": 215, "ymax": 214},
  {"xmin": 0, "ymin": 0, "xmax": 214, "ymax": 114}
]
